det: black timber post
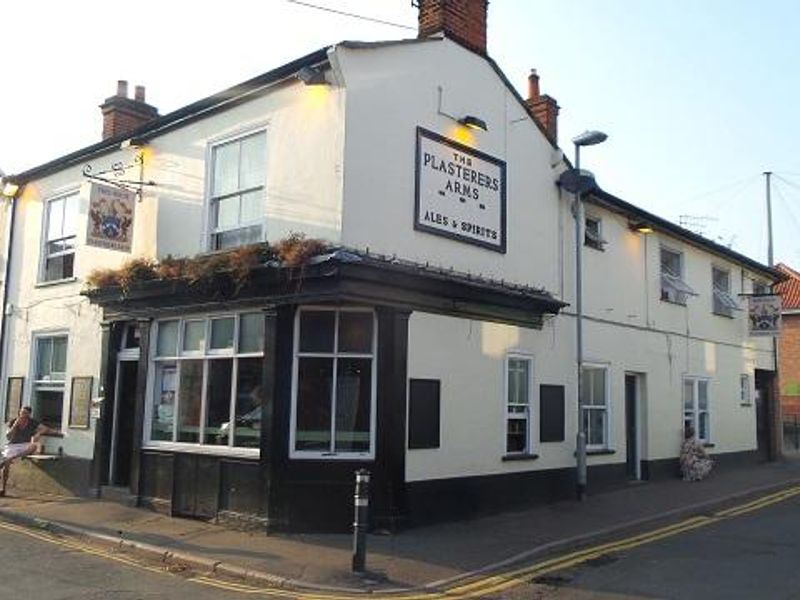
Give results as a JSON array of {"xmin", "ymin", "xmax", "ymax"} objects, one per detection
[
  {"xmin": 374, "ymin": 307, "xmax": 410, "ymax": 531},
  {"xmin": 259, "ymin": 305, "xmax": 278, "ymax": 524},
  {"xmin": 129, "ymin": 318, "xmax": 152, "ymax": 499},
  {"xmin": 89, "ymin": 321, "xmax": 122, "ymax": 496}
]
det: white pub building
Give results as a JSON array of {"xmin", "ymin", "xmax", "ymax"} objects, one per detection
[{"xmin": 0, "ymin": 1, "xmax": 780, "ymax": 531}]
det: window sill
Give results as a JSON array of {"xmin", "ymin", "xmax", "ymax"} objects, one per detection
[
  {"xmin": 573, "ymin": 448, "xmax": 616, "ymax": 456},
  {"xmin": 36, "ymin": 277, "xmax": 78, "ymax": 289},
  {"xmin": 712, "ymin": 311, "xmax": 735, "ymax": 319},
  {"xmin": 502, "ymin": 452, "xmax": 539, "ymax": 462},
  {"xmin": 660, "ymin": 297, "xmax": 687, "ymax": 307},
  {"xmin": 584, "ymin": 242, "xmax": 606, "ymax": 252}
]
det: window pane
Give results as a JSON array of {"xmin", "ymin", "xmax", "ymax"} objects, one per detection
[
  {"xmin": 506, "ymin": 418, "xmax": 527, "ymax": 453},
  {"xmin": 212, "ymin": 141, "xmax": 240, "ymax": 196},
  {"xmin": 240, "ymin": 190, "xmax": 263, "ymax": 224},
  {"xmin": 213, "ymin": 225, "xmax": 262, "ymax": 250},
  {"xmin": 661, "ymin": 248, "xmax": 681, "ymax": 277},
  {"xmin": 698, "ymin": 380, "xmax": 709, "ymax": 410},
  {"xmin": 239, "ymin": 313, "xmax": 264, "ymax": 353},
  {"xmin": 338, "ymin": 312, "xmax": 373, "ymax": 353},
  {"xmin": 295, "ymin": 357, "xmax": 332, "ymax": 451},
  {"xmin": 683, "ymin": 379, "xmax": 694, "ymax": 410},
  {"xmin": 36, "ymin": 338, "xmax": 53, "ymax": 380},
  {"xmin": 177, "ymin": 360, "xmax": 203, "ymax": 443},
  {"xmin": 35, "ymin": 390, "xmax": 63, "ymax": 430},
  {"xmin": 183, "ymin": 320, "xmax": 205, "ymax": 353},
  {"xmin": 45, "ymin": 255, "xmax": 65, "ymax": 281},
  {"xmin": 63, "ymin": 194, "xmax": 79, "ymax": 237},
  {"xmin": 204, "ymin": 359, "xmax": 233, "ymax": 445},
  {"xmin": 156, "ymin": 321, "xmax": 179, "ymax": 357},
  {"xmin": 234, "ymin": 358, "xmax": 264, "ymax": 448},
  {"xmin": 508, "ymin": 359, "xmax": 529, "ymax": 406},
  {"xmin": 47, "ymin": 198, "xmax": 64, "ymax": 241},
  {"xmin": 591, "ymin": 369, "xmax": 605, "ymax": 406},
  {"xmin": 215, "ymin": 196, "xmax": 239, "ymax": 229},
  {"xmin": 124, "ymin": 324, "xmax": 141, "ymax": 349},
  {"xmin": 586, "ymin": 409, "xmax": 606, "ymax": 446},
  {"xmin": 335, "ymin": 358, "xmax": 372, "ymax": 452},
  {"xmin": 210, "ymin": 318, "xmax": 235, "ymax": 350},
  {"xmin": 699, "ymin": 412, "xmax": 709, "ymax": 440},
  {"xmin": 51, "ymin": 337, "xmax": 67, "ymax": 378},
  {"xmin": 239, "ymin": 133, "xmax": 266, "ymax": 190},
  {"xmin": 151, "ymin": 365, "xmax": 176, "ymax": 441},
  {"xmin": 713, "ymin": 268, "xmax": 729, "ymax": 291},
  {"xmin": 299, "ymin": 311, "xmax": 335, "ymax": 353},
  {"xmin": 580, "ymin": 369, "xmax": 591, "ymax": 405}
]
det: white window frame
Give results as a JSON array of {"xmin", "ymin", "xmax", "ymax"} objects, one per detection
[
  {"xmin": 683, "ymin": 376, "xmax": 711, "ymax": 444},
  {"xmin": 504, "ymin": 353, "xmax": 535, "ymax": 455},
  {"xmin": 204, "ymin": 127, "xmax": 268, "ymax": 251},
  {"xmin": 289, "ymin": 306, "xmax": 377, "ymax": 460},
  {"xmin": 40, "ymin": 191, "xmax": 79, "ymax": 283},
  {"xmin": 740, "ymin": 374, "xmax": 752, "ymax": 406},
  {"xmin": 712, "ymin": 266, "xmax": 739, "ymax": 317},
  {"xmin": 581, "ymin": 363, "xmax": 610, "ymax": 450},
  {"xmin": 584, "ymin": 215, "xmax": 607, "ymax": 250},
  {"xmin": 143, "ymin": 312, "xmax": 265, "ymax": 457},
  {"xmin": 29, "ymin": 331, "xmax": 69, "ymax": 431},
  {"xmin": 660, "ymin": 245, "xmax": 696, "ymax": 305}
]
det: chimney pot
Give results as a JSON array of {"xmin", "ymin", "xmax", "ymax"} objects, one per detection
[
  {"xmin": 116, "ymin": 80, "xmax": 128, "ymax": 98},
  {"xmin": 134, "ymin": 85, "xmax": 146, "ymax": 102},
  {"xmin": 527, "ymin": 69, "xmax": 540, "ymax": 102}
]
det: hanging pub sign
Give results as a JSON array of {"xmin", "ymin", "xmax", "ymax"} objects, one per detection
[
  {"xmin": 748, "ymin": 294, "xmax": 782, "ymax": 336},
  {"xmin": 415, "ymin": 127, "xmax": 507, "ymax": 253},
  {"xmin": 87, "ymin": 183, "xmax": 135, "ymax": 252}
]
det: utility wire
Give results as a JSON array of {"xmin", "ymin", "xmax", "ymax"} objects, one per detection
[
  {"xmin": 285, "ymin": 0, "xmax": 416, "ymax": 30},
  {"xmin": 774, "ymin": 173, "xmax": 800, "ymax": 194}
]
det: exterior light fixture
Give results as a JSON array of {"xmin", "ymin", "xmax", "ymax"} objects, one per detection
[
  {"xmin": 297, "ymin": 66, "xmax": 328, "ymax": 86},
  {"xmin": 459, "ymin": 115, "xmax": 488, "ymax": 131},
  {"xmin": 572, "ymin": 130, "xmax": 608, "ymax": 147},
  {"xmin": 0, "ymin": 180, "xmax": 19, "ymax": 198},
  {"xmin": 120, "ymin": 137, "xmax": 146, "ymax": 150},
  {"xmin": 630, "ymin": 221, "xmax": 654, "ymax": 234}
]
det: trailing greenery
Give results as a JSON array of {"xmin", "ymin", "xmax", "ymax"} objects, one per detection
[{"xmin": 85, "ymin": 234, "xmax": 329, "ymax": 293}]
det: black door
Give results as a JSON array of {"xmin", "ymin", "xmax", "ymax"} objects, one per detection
[
  {"xmin": 112, "ymin": 361, "xmax": 138, "ymax": 487},
  {"xmin": 755, "ymin": 369, "xmax": 773, "ymax": 461},
  {"xmin": 625, "ymin": 374, "xmax": 638, "ymax": 479}
]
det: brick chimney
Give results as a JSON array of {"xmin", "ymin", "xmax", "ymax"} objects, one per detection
[
  {"xmin": 526, "ymin": 69, "xmax": 560, "ymax": 145},
  {"xmin": 100, "ymin": 80, "xmax": 159, "ymax": 140},
  {"xmin": 417, "ymin": 0, "xmax": 489, "ymax": 55}
]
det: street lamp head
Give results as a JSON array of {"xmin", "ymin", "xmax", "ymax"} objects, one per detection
[{"xmin": 572, "ymin": 130, "xmax": 608, "ymax": 147}]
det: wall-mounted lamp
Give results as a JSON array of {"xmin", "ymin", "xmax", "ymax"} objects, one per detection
[
  {"xmin": 0, "ymin": 180, "xmax": 19, "ymax": 199},
  {"xmin": 120, "ymin": 137, "xmax": 146, "ymax": 150},
  {"xmin": 630, "ymin": 221, "xmax": 654, "ymax": 234},
  {"xmin": 459, "ymin": 115, "xmax": 488, "ymax": 131},
  {"xmin": 297, "ymin": 66, "xmax": 328, "ymax": 86}
]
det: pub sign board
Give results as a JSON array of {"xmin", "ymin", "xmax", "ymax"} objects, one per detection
[
  {"xmin": 87, "ymin": 183, "xmax": 135, "ymax": 252},
  {"xmin": 415, "ymin": 127, "xmax": 507, "ymax": 253}
]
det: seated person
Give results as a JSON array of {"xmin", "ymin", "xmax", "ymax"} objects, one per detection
[
  {"xmin": 679, "ymin": 425, "xmax": 714, "ymax": 482},
  {"xmin": 1, "ymin": 406, "xmax": 57, "ymax": 497}
]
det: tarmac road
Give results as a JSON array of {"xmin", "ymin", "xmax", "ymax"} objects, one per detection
[
  {"xmin": 0, "ymin": 521, "xmax": 250, "ymax": 600},
  {"xmin": 512, "ymin": 493, "xmax": 800, "ymax": 600}
]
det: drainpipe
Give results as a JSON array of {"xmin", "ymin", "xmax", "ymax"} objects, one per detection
[{"xmin": 0, "ymin": 185, "xmax": 19, "ymax": 418}]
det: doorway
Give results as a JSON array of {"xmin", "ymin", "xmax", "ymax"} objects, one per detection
[
  {"xmin": 109, "ymin": 360, "xmax": 138, "ymax": 487},
  {"xmin": 625, "ymin": 373, "xmax": 643, "ymax": 480},
  {"xmin": 755, "ymin": 369, "xmax": 775, "ymax": 461}
]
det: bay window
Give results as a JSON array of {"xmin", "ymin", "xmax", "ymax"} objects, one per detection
[
  {"xmin": 149, "ymin": 313, "xmax": 265, "ymax": 451},
  {"xmin": 291, "ymin": 308, "xmax": 376, "ymax": 459}
]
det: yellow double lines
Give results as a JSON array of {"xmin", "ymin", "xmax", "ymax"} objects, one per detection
[{"xmin": 2, "ymin": 484, "xmax": 800, "ymax": 600}]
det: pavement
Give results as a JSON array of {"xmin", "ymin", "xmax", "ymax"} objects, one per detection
[{"xmin": 2, "ymin": 458, "xmax": 800, "ymax": 595}]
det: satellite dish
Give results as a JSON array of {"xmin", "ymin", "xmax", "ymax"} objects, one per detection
[{"xmin": 558, "ymin": 168, "xmax": 597, "ymax": 194}]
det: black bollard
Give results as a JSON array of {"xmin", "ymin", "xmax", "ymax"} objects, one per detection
[{"xmin": 352, "ymin": 469, "xmax": 370, "ymax": 573}]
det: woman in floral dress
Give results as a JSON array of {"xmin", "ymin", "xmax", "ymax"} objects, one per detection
[{"xmin": 680, "ymin": 426, "xmax": 714, "ymax": 481}]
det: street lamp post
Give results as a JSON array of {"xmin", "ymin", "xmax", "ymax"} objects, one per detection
[{"xmin": 572, "ymin": 130, "xmax": 607, "ymax": 502}]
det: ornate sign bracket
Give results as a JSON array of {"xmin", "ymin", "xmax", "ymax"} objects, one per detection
[{"xmin": 82, "ymin": 151, "xmax": 156, "ymax": 201}]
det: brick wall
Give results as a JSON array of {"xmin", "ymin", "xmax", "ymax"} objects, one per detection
[
  {"xmin": 418, "ymin": 0, "xmax": 489, "ymax": 55},
  {"xmin": 779, "ymin": 314, "xmax": 800, "ymax": 416}
]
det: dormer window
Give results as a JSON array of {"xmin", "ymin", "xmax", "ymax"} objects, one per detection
[
  {"xmin": 660, "ymin": 246, "xmax": 696, "ymax": 305},
  {"xmin": 712, "ymin": 267, "xmax": 740, "ymax": 317},
  {"xmin": 584, "ymin": 216, "xmax": 606, "ymax": 251}
]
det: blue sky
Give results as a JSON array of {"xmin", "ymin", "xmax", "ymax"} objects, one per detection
[{"xmin": 1, "ymin": 0, "xmax": 798, "ymax": 266}]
